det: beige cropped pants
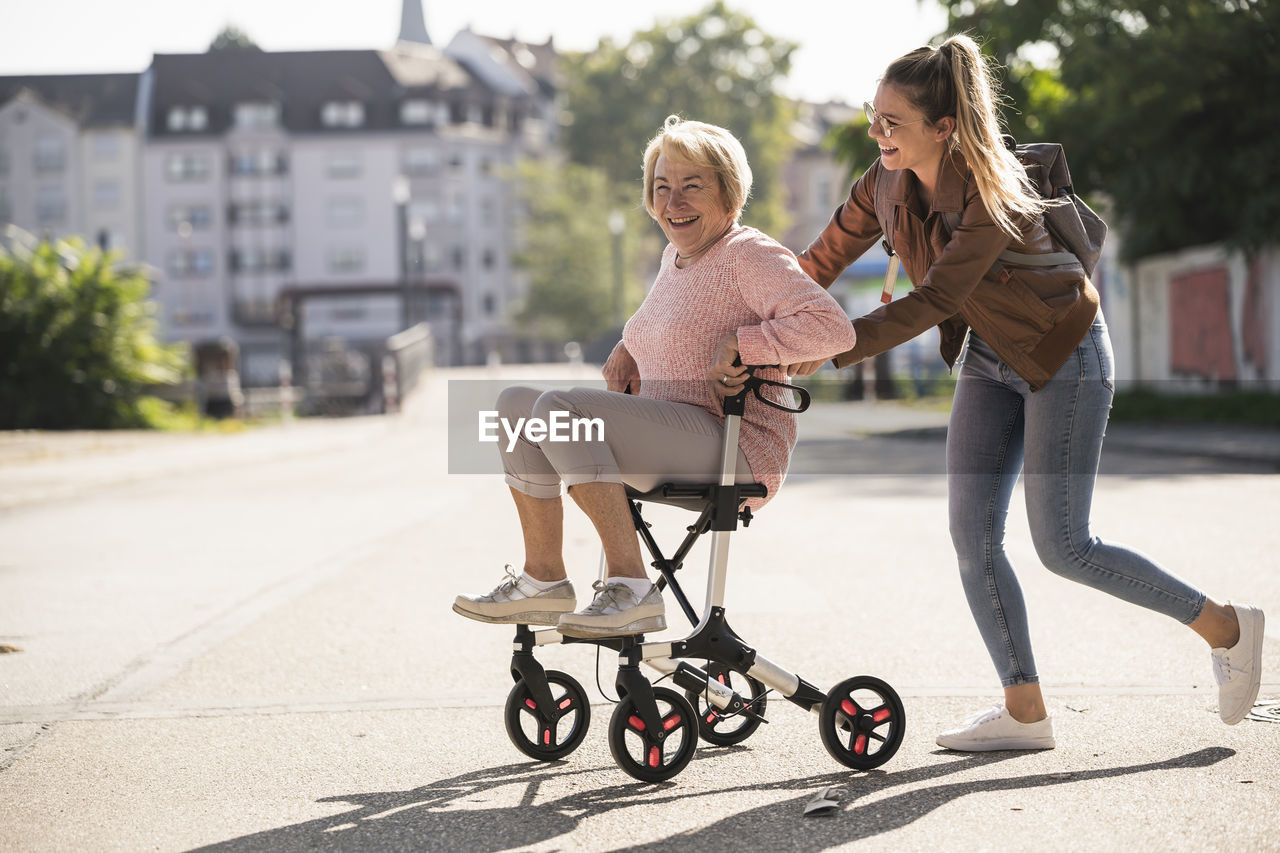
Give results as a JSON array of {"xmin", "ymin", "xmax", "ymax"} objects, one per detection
[{"xmin": 495, "ymin": 385, "xmax": 752, "ymax": 499}]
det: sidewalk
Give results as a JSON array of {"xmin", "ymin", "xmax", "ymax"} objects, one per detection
[{"xmin": 3, "ymin": 372, "xmax": 1277, "ymax": 483}]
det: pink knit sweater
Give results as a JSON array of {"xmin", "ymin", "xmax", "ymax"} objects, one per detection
[{"xmin": 621, "ymin": 225, "xmax": 857, "ymax": 506}]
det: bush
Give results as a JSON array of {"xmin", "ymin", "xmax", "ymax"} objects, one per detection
[{"xmin": 0, "ymin": 235, "xmax": 187, "ymax": 429}]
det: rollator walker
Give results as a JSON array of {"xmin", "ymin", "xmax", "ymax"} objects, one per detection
[{"xmin": 499, "ymin": 367, "xmax": 905, "ymax": 782}]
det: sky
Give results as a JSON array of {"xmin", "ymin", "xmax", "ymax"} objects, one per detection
[{"xmin": 0, "ymin": 0, "xmax": 949, "ymax": 105}]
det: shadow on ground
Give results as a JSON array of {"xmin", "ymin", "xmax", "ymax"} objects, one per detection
[{"xmin": 192, "ymin": 746, "xmax": 1233, "ymax": 852}]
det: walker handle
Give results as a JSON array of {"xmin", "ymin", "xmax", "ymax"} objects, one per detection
[{"xmin": 722, "ymin": 364, "xmax": 811, "ymax": 416}]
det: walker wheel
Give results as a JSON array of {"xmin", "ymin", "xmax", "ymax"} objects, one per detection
[
  {"xmin": 818, "ymin": 675, "xmax": 905, "ymax": 770},
  {"xmin": 504, "ymin": 669, "xmax": 591, "ymax": 761},
  {"xmin": 607, "ymin": 686, "xmax": 698, "ymax": 782},
  {"xmin": 684, "ymin": 664, "xmax": 768, "ymax": 746}
]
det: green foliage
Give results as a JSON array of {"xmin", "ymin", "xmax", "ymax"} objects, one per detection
[
  {"xmin": 562, "ymin": 0, "xmax": 799, "ymax": 236},
  {"xmin": 0, "ymin": 237, "xmax": 187, "ymax": 429},
  {"xmin": 826, "ymin": 114, "xmax": 881, "ymax": 182},
  {"xmin": 937, "ymin": 0, "xmax": 1280, "ymax": 260},
  {"xmin": 208, "ymin": 25, "xmax": 262, "ymax": 52},
  {"xmin": 511, "ymin": 161, "xmax": 643, "ymax": 343}
]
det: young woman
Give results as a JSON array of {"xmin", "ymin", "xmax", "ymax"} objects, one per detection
[{"xmin": 787, "ymin": 35, "xmax": 1264, "ymax": 749}]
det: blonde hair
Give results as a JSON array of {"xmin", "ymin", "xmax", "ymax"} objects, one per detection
[
  {"xmin": 641, "ymin": 115, "xmax": 752, "ymax": 220},
  {"xmin": 883, "ymin": 34, "xmax": 1047, "ymax": 237}
]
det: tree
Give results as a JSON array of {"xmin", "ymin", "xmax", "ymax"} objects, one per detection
[
  {"xmin": 208, "ymin": 25, "xmax": 262, "ymax": 52},
  {"xmin": 0, "ymin": 237, "xmax": 186, "ymax": 429},
  {"xmin": 934, "ymin": 0, "xmax": 1280, "ymax": 260},
  {"xmin": 511, "ymin": 160, "xmax": 642, "ymax": 345},
  {"xmin": 562, "ymin": 0, "xmax": 798, "ymax": 236}
]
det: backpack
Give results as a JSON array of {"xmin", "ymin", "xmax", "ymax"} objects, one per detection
[{"xmin": 879, "ymin": 136, "xmax": 1107, "ymax": 301}]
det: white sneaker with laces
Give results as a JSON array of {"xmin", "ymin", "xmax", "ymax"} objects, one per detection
[
  {"xmin": 556, "ymin": 579, "xmax": 665, "ymax": 638},
  {"xmin": 1212, "ymin": 603, "xmax": 1265, "ymax": 725},
  {"xmin": 452, "ymin": 566, "xmax": 576, "ymax": 625},
  {"xmin": 936, "ymin": 704, "xmax": 1056, "ymax": 752}
]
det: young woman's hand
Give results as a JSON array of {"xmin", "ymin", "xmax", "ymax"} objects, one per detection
[{"xmin": 783, "ymin": 359, "xmax": 828, "ymax": 377}]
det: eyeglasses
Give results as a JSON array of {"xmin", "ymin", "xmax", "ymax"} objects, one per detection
[{"xmin": 863, "ymin": 101, "xmax": 926, "ymax": 138}]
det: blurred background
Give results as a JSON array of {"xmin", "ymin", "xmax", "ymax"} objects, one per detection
[{"xmin": 1, "ymin": 0, "xmax": 1277, "ymax": 426}]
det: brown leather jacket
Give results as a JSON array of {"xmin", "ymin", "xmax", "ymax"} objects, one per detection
[{"xmin": 797, "ymin": 149, "xmax": 1099, "ymax": 391}]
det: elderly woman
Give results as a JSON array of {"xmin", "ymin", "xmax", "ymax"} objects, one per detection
[{"xmin": 454, "ymin": 115, "xmax": 856, "ymax": 638}]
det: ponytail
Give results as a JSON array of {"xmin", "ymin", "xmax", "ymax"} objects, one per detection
[{"xmin": 884, "ymin": 35, "xmax": 1047, "ymax": 238}]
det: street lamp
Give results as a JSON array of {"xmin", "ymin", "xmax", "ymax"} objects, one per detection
[
  {"xmin": 393, "ymin": 176, "xmax": 411, "ymax": 331},
  {"xmin": 608, "ymin": 209, "xmax": 625, "ymax": 331}
]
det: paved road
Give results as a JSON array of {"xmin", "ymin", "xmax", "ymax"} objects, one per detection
[{"xmin": 1, "ymin": 366, "xmax": 1278, "ymax": 851}]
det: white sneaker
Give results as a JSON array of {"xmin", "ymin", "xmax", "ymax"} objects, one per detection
[
  {"xmin": 556, "ymin": 580, "xmax": 665, "ymax": 638},
  {"xmin": 452, "ymin": 567, "xmax": 576, "ymax": 625},
  {"xmin": 936, "ymin": 704, "xmax": 1056, "ymax": 751},
  {"xmin": 1213, "ymin": 603, "xmax": 1265, "ymax": 725}
]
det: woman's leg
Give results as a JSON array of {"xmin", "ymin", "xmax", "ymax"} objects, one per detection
[
  {"xmin": 1021, "ymin": 317, "xmax": 1207, "ymax": 628},
  {"xmin": 947, "ymin": 334, "xmax": 1042, "ymax": 700},
  {"xmin": 453, "ymin": 386, "xmax": 577, "ymax": 625}
]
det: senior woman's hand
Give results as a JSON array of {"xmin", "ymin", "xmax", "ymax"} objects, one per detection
[
  {"xmin": 603, "ymin": 341, "xmax": 641, "ymax": 394},
  {"xmin": 707, "ymin": 332, "xmax": 749, "ymax": 400}
]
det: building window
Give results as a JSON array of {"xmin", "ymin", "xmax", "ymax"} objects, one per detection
[
  {"xmin": 400, "ymin": 99, "xmax": 434, "ymax": 126},
  {"xmin": 483, "ymin": 293, "xmax": 496, "ymax": 316},
  {"xmin": 168, "ymin": 248, "xmax": 215, "ymax": 277},
  {"xmin": 229, "ymin": 247, "xmax": 291, "ymax": 274},
  {"xmin": 451, "ymin": 246, "xmax": 464, "ymax": 271},
  {"xmin": 481, "ymin": 248, "xmax": 496, "ymax": 270},
  {"xmin": 328, "ymin": 247, "xmax": 364, "ymax": 273},
  {"xmin": 403, "ymin": 146, "xmax": 439, "ymax": 176},
  {"xmin": 0, "ymin": 135, "xmax": 8, "ymax": 174},
  {"xmin": 92, "ymin": 180, "xmax": 120, "ymax": 210},
  {"xmin": 327, "ymin": 197, "xmax": 364, "ymax": 228},
  {"xmin": 35, "ymin": 186, "xmax": 67, "ymax": 226},
  {"xmin": 228, "ymin": 200, "xmax": 289, "ymax": 227},
  {"xmin": 0, "ymin": 187, "xmax": 12, "ymax": 222},
  {"xmin": 321, "ymin": 101, "xmax": 365, "ymax": 128},
  {"xmin": 169, "ymin": 204, "xmax": 213, "ymax": 232},
  {"xmin": 446, "ymin": 190, "xmax": 464, "ymax": 223},
  {"xmin": 408, "ymin": 198, "xmax": 438, "ymax": 224},
  {"xmin": 233, "ymin": 102, "xmax": 280, "ymax": 131},
  {"xmin": 34, "ymin": 134, "xmax": 66, "ymax": 172},
  {"xmin": 327, "ymin": 150, "xmax": 361, "ymax": 178},
  {"xmin": 166, "ymin": 153, "xmax": 211, "ymax": 182},
  {"xmin": 230, "ymin": 150, "xmax": 287, "ymax": 176},
  {"xmin": 166, "ymin": 106, "xmax": 208, "ymax": 133},
  {"xmin": 91, "ymin": 134, "xmax": 120, "ymax": 161}
]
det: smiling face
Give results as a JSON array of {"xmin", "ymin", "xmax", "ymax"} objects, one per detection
[
  {"xmin": 651, "ymin": 153, "xmax": 738, "ymax": 261},
  {"xmin": 867, "ymin": 82, "xmax": 953, "ymax": 179}
]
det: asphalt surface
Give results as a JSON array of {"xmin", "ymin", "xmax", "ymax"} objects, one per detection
[{"xmin": 1, "ymin": 365, "xmax": 1277, "ymax": 852}]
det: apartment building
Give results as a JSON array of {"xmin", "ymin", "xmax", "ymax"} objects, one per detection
[
  {"xmin": 1, "ymin": 14, "xmax": 554, "ymax": 383},
  {"xmin": 0, "ymin": 74, "xmax": 142, "ymax": 260}
]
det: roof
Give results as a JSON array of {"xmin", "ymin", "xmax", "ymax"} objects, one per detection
[
  {"xmin": 0, "ymin": 73, "xmax": 139, "ymax": 127},
  {"xmin": 146, "ymin": 48, "xmax": 496, "ymax": 137}
]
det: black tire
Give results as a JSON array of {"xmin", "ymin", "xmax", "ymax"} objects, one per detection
[
  {"xmin": 504, "ymin": 669, "xmax": 591, "ymax": 761},
  {"xmin": 607, "ymin": 686, "xmax": 698, "ymax": 782},
  {"xmin": 818, "ymin": 675, "xmax": 905, "ymax": 770},
  {"xmin": 684, "ymin": 664, "xmax": 768, "ymax": 746}
]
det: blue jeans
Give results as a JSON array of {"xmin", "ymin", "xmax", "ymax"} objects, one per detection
[{"xmin": 946, "ymin": 314, "xmax": 1206, "ymax": 687}]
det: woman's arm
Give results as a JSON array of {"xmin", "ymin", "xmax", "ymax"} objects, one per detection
[
  {"xmin": 796, "ymin": 162, "xmax": 884, "ymax": 289},
  {"xmin": 731, "ymin": 236, "xmax": 858, "ymax": 368}
]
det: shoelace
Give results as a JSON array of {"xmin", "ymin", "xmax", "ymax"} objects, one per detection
[
  {"xmin": 1212, "ymin": 653, "xmax": 1244, "ymax": 685},
  {"xmin": 487, "ymin": 564, "xmax": 520, "ymax": 599},
  {"xmin": 580, "ymin": 580, "xmax": 627, "ymax": 615},
  {"xmin": 963, "ymin": 705, "xmax": 1005, "ymax": 727}
]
